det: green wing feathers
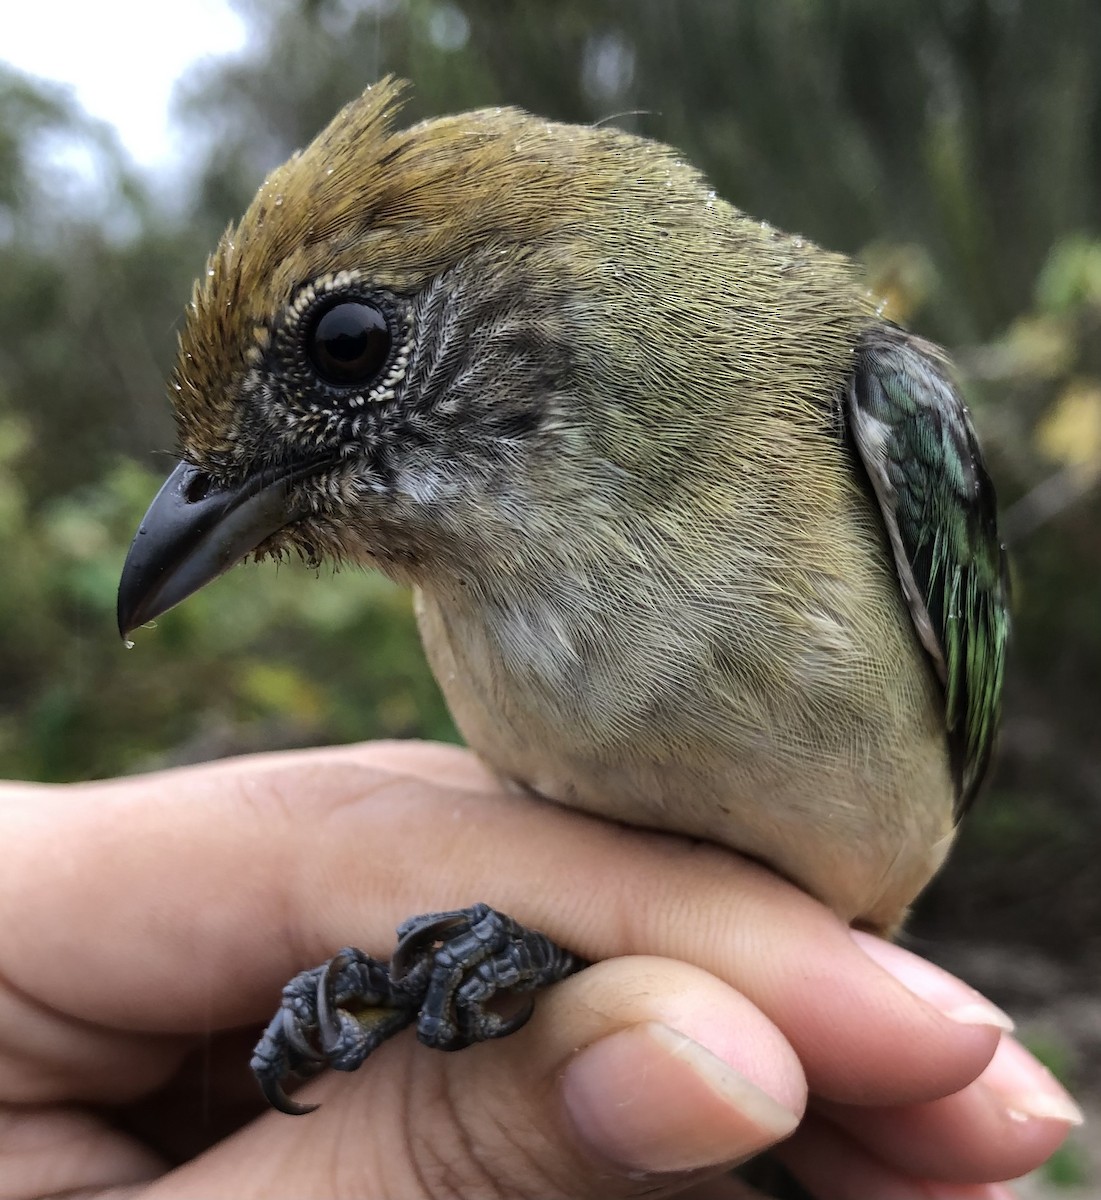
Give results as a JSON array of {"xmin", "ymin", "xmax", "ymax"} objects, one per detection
[{"xmin": 846, "ymin": 324, "xmax": 1010, "ymax": 817}]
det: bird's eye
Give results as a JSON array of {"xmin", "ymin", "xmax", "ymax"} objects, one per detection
[{"xmin": 306, "ymin": 300, "xmax": 391, "ymax": 387}]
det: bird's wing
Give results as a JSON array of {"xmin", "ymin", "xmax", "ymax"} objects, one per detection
[{"xmin": 845, "ymin": 323, "xmax": 1009, "ymax": 817}]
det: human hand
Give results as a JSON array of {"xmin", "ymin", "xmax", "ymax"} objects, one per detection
[{"xmin": 0, "ymin": 741, "xmax": 1079, "ymax": 1199}]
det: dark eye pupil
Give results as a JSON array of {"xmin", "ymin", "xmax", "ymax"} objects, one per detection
[{"xmin": 308, "ymin": 301, "xmax": 391, "ymax": 386}]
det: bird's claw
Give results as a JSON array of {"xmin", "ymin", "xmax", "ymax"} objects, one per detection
[
  {"xmin": 251, "ymin": 904, "xmax": 586, "ymax": 1113},
  {"xmin": 316, "ymin": 952, "xmax": 352, "ymax": 1053},
  {"xmin": 251, "ymin": 1007, "xmax": 323, "ymax": 1115},
  {"xmin": 249, "ymin": 947, "xmax": 414, "ymax": 1113}
]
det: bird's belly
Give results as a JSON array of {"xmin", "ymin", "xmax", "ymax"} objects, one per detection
[
  {"xmin": 510, "ymin": 752, "xmax": 954, "ymax": 934},
  {"xmin": 415, "ymin": 588, "xmax": 956, "ymax": 933}
]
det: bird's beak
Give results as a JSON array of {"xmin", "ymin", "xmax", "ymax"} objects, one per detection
[{"xmin": 117, "ymin": 458, "xmax": 333, "ymax": 638}]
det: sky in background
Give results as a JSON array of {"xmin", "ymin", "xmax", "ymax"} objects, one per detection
[{"xmin": 2, "ymin": 0, "xmax": 246, "ymax": 169}]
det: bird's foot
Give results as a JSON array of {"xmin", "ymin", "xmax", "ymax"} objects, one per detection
[
  {"xmin": 250, "ymin": 947, "xmax": 418, "ymax": 1114},
  {"xmin": 251, "ymin": 903, "xmax": 586, "ymax": 1114}
]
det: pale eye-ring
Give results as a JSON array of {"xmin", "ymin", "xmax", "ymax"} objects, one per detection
[{"xmin": 306, "ymin": 299, "xmax": 391, "ymax": 387}]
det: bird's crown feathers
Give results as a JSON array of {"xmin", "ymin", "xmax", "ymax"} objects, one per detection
[{"xmin": 175, "ymin": 77, "xmax": 706, "ymax": 456}]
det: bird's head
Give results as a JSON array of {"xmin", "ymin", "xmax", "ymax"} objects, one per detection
[{"xmin": 118, "ymin": 77, "xmax": 865, "ymax": 636}]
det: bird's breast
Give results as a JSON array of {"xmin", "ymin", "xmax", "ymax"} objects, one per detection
[{"xmin": 413, "ymin": 573, "xmax": 956, "ymax": 934}]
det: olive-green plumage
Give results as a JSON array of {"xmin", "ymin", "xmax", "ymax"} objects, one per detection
[{"xmin": 121, "ymin": 78, "xmax": 1009, "ymax": 934}]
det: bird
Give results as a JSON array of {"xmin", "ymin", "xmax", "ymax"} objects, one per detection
[{"xmin": 117, "ymin": 77, "xmax": 1008, "ymax": 1103}]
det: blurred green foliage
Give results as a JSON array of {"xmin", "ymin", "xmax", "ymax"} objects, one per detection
[{"xmin": 1, "ymin": 0, "xmax": 1099, "ymax": 968}]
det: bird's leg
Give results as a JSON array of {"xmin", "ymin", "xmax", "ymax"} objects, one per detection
[{"xmin": 251, "ymin": 905, "xmax": 587, "ymax": 1113}]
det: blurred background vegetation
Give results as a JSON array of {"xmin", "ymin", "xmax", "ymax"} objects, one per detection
[{"xmin": 2, "ymin": 0, "xmax": 1099, "ymax": 1184}]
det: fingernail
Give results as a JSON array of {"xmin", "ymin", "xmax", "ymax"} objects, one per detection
[
  {"xmin": 852, "ymin": 931, "xmax": 1015, "ymax": 1031},
  {"xmin": 982, "ymin": 1035, "xmax": 1084, "ymax": 1126},
  {"xmin": 561, "ymin": 1021, "xmax": 799, "ymax": 1174}
]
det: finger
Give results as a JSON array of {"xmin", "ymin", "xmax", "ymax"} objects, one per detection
[
  {"xmin": 245, "ymin": 742, "xmax": 1007, "ymax": 1105},
  {"xmin": 777, "ymin": 1115, "xmax": 1020, "ymax": 1200},
  {"xmin": 819, "ymin": 1034, "xmax": 1082, "ymax": 1183},
  {"xmin": 0, "ymin": 1104, "xmax": 165, "ymax": 1200},
  {"xmin": 0, "ymin": 743, "xmax": 1001, "ymax": 1107},
  {"xmin": 0, "ymin": 969, "xmax": 189, "ymax": 1106},
  {"xmin": 144, "ymin": 957, "xmax": 804, "ymax": 1200}
]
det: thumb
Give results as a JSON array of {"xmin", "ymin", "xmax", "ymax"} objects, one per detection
[
  {"xmin": 539, "ymin": 959, "xmax": 805, "ymax": 1190},
  {"xmin": 152, "ymin": 956, "xmax": 805, "ymax": 1200}
]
